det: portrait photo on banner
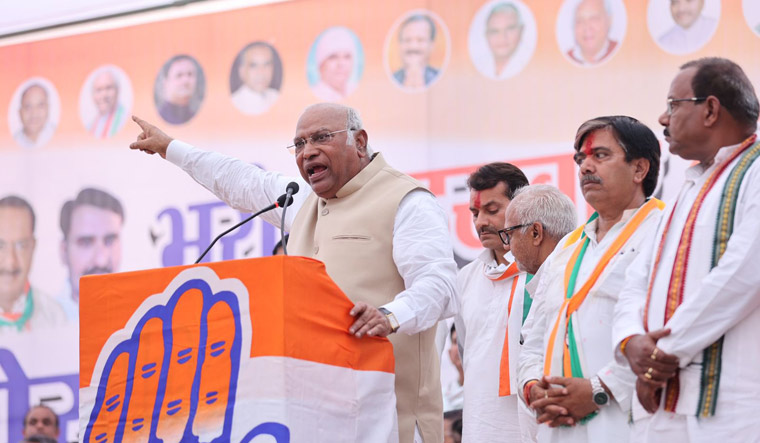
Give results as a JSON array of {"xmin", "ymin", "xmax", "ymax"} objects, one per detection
[
  {"xmin": 229, "ymin": 41, "xmax": 283, "ymax": 115},
  {"xmin": 153, "ymin": 54, "xmax": 206, "ymax": 125},
  {"xmin": 647, "ymin": 0, "xmax": 721, "ymax": 55},
  {"xmin": 385, "ymin": 9, "xmax": 451, "ymax": 92},
  {"xmin": 7, "ymin": 77, "xmax": 61, "ymax": 149},
  {"xmin": 742, "ymin": 0, "xmax": 760, "ymax": 38},
  {"xmin": 306, "ymin": 27, "xmax": 364, "ymax": 102},
  {"xmin": 468, "ymin": 0, "xmax": 537, "ymax": 81},
  {"xmin": 556, "ymin": 0, "xmax": 627, "ymax": 67},
  {"xmin": 78, "ymin": 65, "xmax": 133, "ymax": 139}
]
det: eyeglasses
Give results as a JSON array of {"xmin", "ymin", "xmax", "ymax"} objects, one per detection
[
  {"xmin": 666, "ymin": 97, "xmax": 707, "ymax": 115},
  {"xmin": 497, "ymin": 223, "xmax": 530, "ymax": 246},
  {"xmin": 286, "ymin": 129, "xmax": 350, "ymax": 154}
]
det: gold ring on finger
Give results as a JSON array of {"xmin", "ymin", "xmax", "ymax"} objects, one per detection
[
  {"xmin": 544, "ymin": 391, "xmax": 548, "ymax": 399},
  {"xmin": 650, "ymin": 348, "xmax": 659, "ymax": 361},
  {"xmin": 644, "ymin": 371, "xmax": 653, "ymax": 380}
]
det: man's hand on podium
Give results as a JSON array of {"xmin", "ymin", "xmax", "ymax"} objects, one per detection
[
  {"xmin": 349, "ymin": 302, "xmax": 392, "ymax": 338},
  {"xmin": 130, "ymin": 116, "xmax": 174, "ymax": 159}
]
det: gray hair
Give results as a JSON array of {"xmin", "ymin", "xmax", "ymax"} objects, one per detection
[
  {"xmin": 507, "ymin": 184, "xmax": 577, "ymax": 239},
  {"xmin": 345, "ymin": 106, "xmax": 373, "ymax": 155}
]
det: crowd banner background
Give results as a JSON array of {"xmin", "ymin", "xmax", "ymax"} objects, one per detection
[
  {"xmin": 1, "ymin": 0, "xmax": 760, "ymax": 442},
  {"xmin": 78, "ymin": 256, "xmax": 397, "ymax": 443}
]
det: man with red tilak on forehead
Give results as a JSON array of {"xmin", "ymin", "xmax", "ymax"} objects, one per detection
[
  {"xmin": 612, "ymin": 58, "xmax": 760, "ymax": 442},
  {"xmin": 452, "ymin": 163, "xmax": 530, "ymax": 442},
  {"xmin": 518, "ymin": 115, "xmax": 663, "ymax": 442}
]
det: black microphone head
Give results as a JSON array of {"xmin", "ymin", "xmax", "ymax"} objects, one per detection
[
  {"xmin": 277, "ymin": 193, "xmax": 294, "ymax": 207},
  {"xmin": 286, "ymin": 181, "xmax": 300, "ymax": 195}
]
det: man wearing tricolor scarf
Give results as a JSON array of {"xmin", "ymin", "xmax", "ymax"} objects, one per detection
[
  {"xmin": 613, "ymin": 58, "xmax": 760, "ymax": 442},
  {"xmin": 452, "ymin": 162, "xmax": 530, "ymax": 442},
  {"xmin": 518, "ymin": 115, "xmax": 663, "ymax": 442},
  {"xmin": 0, "ymin": 195, "xmax": 67, "ymax": 334}
]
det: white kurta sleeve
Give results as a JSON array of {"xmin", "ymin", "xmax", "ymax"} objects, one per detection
[
  {"xmin": 656, "ymin": 166, "xmax": 760, "ymax": 365},
  {"xmin": 381, "ymin": 190, "xmax": 458, "ymax": 334},
  {"xmin": 518, "ymin": 256, "xmax": 554, "ymax": 397},
  {"xmin": 611, "ymin": 232, "xmax": 656, "ymax": 363},
  {"xmin": 596, "ymin": 359, "xmax": 636, "ymax": 412},
  {"xmin": 166, "ymin": 139, "xmax": 310, "ymax": 230}
]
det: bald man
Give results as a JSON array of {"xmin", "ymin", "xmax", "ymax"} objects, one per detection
[
  {"xmin": 129, "ymin": 103, "xmax": 457, "ymax": 443},
  {"xmin": 14, "ymin": 83, "xmax": 56, "ymax": 148}
]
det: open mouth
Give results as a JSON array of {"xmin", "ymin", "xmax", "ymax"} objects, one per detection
[{"xmin": 307, "ymin": 165, "xmax": 328, "ymax": 180}]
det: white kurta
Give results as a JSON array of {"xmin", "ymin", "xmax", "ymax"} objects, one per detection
[
  {"xmin": 454, "ymin": 249, "xmax": 531, "ymax": 442},
  {"xmin": 613, "ymin": 140, "xmax": 760, "ymax": 442},
  {"xmin": 166, "ymin": 141, "xmax": 457, "ymax": 334},
  {"xmin": 658, "ymin": 15, "xmax": 718, "ymax": 55},
  {"xmin": 519, "ymin": 204, "xmax": 663, "ymax": 443}
]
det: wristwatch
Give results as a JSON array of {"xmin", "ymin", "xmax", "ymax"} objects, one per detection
[
  {"xmin": 378, "ymin": 307, "xmax": 399, "ymax": 333},
  {"xmin": 590, "ymin": 376, "xmax": 609, "ymax": 406}
]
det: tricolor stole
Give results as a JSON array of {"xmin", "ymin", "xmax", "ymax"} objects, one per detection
[
  {"xmin": 643, "ymin": 135, "xmax": 760, "ymax": 417},
  {"xmin": 544, "ymin": 198, "xmax": 665, "ymax": 380},
  {"xmin": 489, "ymin": 262, "xmax": 522, "ymax": 396}
]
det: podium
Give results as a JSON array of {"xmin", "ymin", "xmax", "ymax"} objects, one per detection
[{"xmin": 78, "ymin": 256, "xmax": 398, "ymax": 443}]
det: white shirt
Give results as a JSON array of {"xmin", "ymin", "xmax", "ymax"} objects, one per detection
[
  {"xmin": 167, "ymin": 140, "xmax": 457, "ymax": 334},
  {"xmin": 13, "ymin": 121, "xmax": 56, "ymax": 148},
  {"xmin": 231, "ymin": 86, "xmax": 279, "ymax": 115},
  {"xmin": 0, "ymin": 287, "xmax": 68, "ymax": 335},
  {"xmin": 519, "ymin": 205, "xmax": 662, "ymax": 442},
  {"xmin": 455, "ymin": 249, "xmax": 527, "ymax": 442},
  {"xmin": 658, "ymin": 15, "xmax": 718, "ymax": 55},
  {"xmin": 613, "ymin": 140, "xmax": 760, "ymax": 423},
  {"xmin": 567, "ymin": 38, "xmax": 616, "ymax": 66}
]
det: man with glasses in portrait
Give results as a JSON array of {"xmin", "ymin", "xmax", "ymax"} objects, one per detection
[
  {"xmin": 0, "ymin": 196, "xmax": 66, "ymax": 334},
  {"xmin": 613, "ymin": 57, "xmax": 760, "ymax": 442},
  {"xmin": 129, "ymin": 103, "xmax": 457, "ymax": 443},
  {"xmin": 518, "ymin": 116, "xmax": 663, "ymax": 442}
]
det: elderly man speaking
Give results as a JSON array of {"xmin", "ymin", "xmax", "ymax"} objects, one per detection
[{"xmin": 129, "ymin": 103, "xmax": 456, "ymax": 443}]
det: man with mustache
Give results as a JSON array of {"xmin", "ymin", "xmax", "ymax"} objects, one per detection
[
  {"xmin": 0, "ymin": 196, "xmax": 66, "ymax": 333},
  {"xmin": 518, "ymin": 116, "xmax": 663, "ymax": 442},
  {"xmin": 453, "ymin": 162, "xmax": 529, "ymax": 441},
  {"xmin": 129, "ymin": 103, "xmax": 457, "ymax": 443},
  {"xmin": 393, "ymin": 14, "xmax": 441, "ymax": 90},
  {"xmin": 58, "ymin": 188, "xmax": 124, "ymax": 321},
  {"xmin": 613, "ymin": 57, "xmax": 760, "ymax": 441}
]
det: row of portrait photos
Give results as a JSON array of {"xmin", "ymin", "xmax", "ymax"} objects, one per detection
[{"xmin": 7, "ymin": 0, "xmax": 760, "ymax": 148}]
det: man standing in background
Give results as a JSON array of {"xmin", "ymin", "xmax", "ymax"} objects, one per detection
[
  {"xmin": 454, "ymin": 162, "xmax": 530, "ymax": 441},
  {"xmin": 614, "ymin": 57, "xmax": 760, "ymax": 442},
  {"xmin": 519, "ymin": 116, "xmax": 662, "ymax": 442}
]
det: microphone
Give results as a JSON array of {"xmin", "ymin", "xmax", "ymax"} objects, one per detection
[
  {"xmin": 280, "ymin": 182, "xmax": 300, "ymax": 256},
  {"xmin": 195, "ymin": 189, "xmax": 294, "ymax": 264}
]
